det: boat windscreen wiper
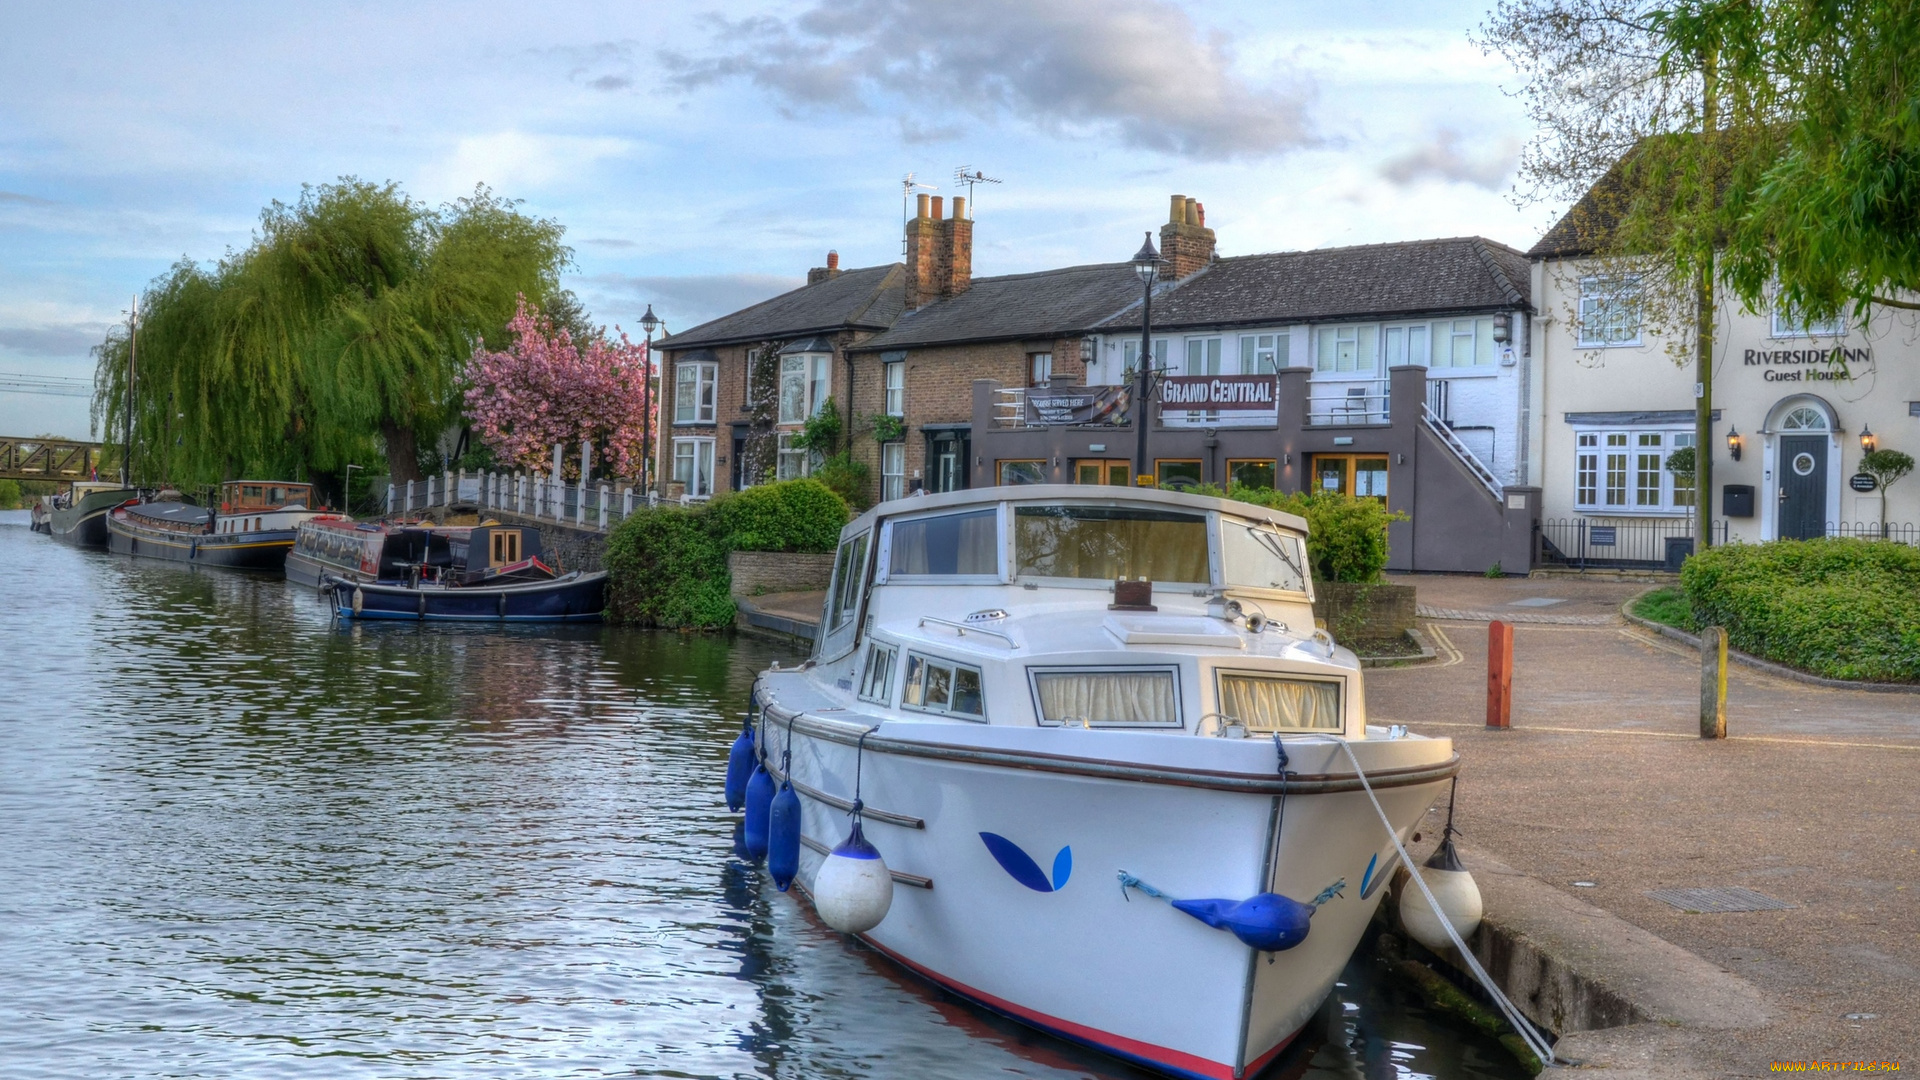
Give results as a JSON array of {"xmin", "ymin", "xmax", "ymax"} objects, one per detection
[{"xmin": 1243, "ymin": 525, "xmax": 1303, "ymax": 587}]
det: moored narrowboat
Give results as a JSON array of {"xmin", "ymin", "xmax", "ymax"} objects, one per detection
[
  {"xmin": 108, "ymin": 481, "xmax": 325, "ymax": 571},
  {"xmin": 323, "ymin": 522, "xmax": 606, "ymax": 622},
  {"xmin": 286, "ymin": 517, "xmax": 442, "ymax": 587},
  {"xmin": 42, "ymin": 481, "xmax": 138, "ymax": 546}
]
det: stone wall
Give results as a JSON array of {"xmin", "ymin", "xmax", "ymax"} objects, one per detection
[
  {"xmin": 1312, "ymin": 581, "xmax": 1416, "ymax": 642},
  {"xmin": 728, "ymin": 550, "xmax": 836, "ymax": 597}
]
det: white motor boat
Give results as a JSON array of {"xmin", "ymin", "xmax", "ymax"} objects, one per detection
[{"xmin": 741, "ymin": 485, "xmax": 1459, "ymax": 1080}]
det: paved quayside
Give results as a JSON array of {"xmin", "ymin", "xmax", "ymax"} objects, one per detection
[{"xmin": 1373, "ymin": 572, "xmax": 1917, "ymax": 1076}]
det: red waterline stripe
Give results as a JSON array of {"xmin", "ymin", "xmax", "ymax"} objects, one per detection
[{"xmin": 861, "ymin": 936, "xmax": 1298, "ymax": 1080}]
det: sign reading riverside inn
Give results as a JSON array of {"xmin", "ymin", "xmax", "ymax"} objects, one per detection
[
  {"xmin": 1158, "ymin": 374, "xmax": 1278, "ymax": 410},
  {"xmin": 1744, "ymin": 345, "xmax": 1871, "ymax": 382}
]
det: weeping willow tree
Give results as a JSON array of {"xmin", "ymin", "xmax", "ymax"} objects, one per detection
[{"xmin": 91, "ymin": 179, "xmax": 572, "ymax": 488}]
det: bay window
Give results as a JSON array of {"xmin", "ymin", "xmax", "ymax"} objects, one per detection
[
  {"xmin": 672, "ymin": 437, "xmax": 715, "ymax": 497},
  {"xmin": 779, "ymin": 353, "xmax": 830, "ymax": 424},
  {"xmin": 675, "ymin": 361, "xmax": 717, "ymax": 424}
]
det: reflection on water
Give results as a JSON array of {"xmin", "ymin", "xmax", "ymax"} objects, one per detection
[{"xmin": 0, "ymin": 512, "xmax": 1525, "ymax": 1079}]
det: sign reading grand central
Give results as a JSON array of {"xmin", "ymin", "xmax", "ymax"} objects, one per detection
[{"xmin": 1743, "ymin": 345, "xmax": 1871, "ymax": 383}]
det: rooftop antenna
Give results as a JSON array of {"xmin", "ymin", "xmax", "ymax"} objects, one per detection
[
  {"xmin": 951, "ymin": 167, "xmax": 1001, "ymax": 220},
  {"xmin": 901, "ymin": 172, "xmax": 938, "ymax": 253}
]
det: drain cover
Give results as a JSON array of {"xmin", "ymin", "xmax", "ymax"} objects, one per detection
[
  {"xmin": 1645, "ymin": 887, "xmax": 1796, "ymax": 913},
  {"xmin": 1508, "ymin": 597, "xmax": 1568, "ymax": 607}
]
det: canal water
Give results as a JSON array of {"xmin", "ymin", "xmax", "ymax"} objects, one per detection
[{"xmin": 0, "ymin": 513, "xmax": 1526, "ymax": 1080}]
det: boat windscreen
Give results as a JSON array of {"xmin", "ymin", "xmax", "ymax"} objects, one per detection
[
  {"xmin": 1014, "ymin": 506, "xmax": 1209, "ymax": 583},
  {"xmin": 1220, "ymin": 519, "xmax": 1309, "ymax": 593},
  {"xmin": 889, "ymin": 509, "xmax": 997, "ymax": 576}
]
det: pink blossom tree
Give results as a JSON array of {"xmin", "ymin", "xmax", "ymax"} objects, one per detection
[{"xmin": 464, "ymin": 296, "xmax": 653, "ymax": 480}]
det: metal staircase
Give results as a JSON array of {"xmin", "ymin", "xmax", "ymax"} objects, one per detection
[{"xmin": 1421, "ymin": 403, "xmax": 1502, "ymax": 501}]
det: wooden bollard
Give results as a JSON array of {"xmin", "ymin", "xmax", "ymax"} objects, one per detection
[
  {"xmin": 1700, "ymin": 625, "xmax": 1728, "ymax": 739},
  {"xmin": 1486, "ymin": 619, "xmax": 1513, "ymax": 728}
]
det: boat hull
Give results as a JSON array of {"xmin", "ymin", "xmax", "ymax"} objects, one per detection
[
  {"xmin": 107, "ymin": 515, "xmax": 294, "ymax": 570},
  {"xmin": 48, "ymin": 489, "xmax": 135, "ymax": 547},
  {"xmin": 325, "ymin": 572, "xmax": 608, "ymax": 622},
  {"xmin": 753, "ymin": 702, "xmax": 1451, "ymax": 1079}
]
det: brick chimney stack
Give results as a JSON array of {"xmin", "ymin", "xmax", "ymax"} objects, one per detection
[
  {"xmin": 905, "ymin": 193, "xmax": 939, "ymax": 308},
  {"xmin": 806, "ymin": 249, "xmax": 843, "ymax": 286},
  {"xmin": 1159, "ymin": 194, "xmax": 1217, "ymax": 280},
  {"xmin": 904, "ymin": 194, "xmax": 974, "ymax": 308}
]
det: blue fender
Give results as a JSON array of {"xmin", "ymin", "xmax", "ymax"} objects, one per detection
[
  {"xmin": 767, "ymin": 783, "xmax": 802, "ymax": 890},
  {"xmin": 1173, "ymin": 893, "xmax": 1317, "ymax": 952},
  {"xmin": 724, "ymin": 726, "xmax": 755, "ymax": 811},
  {"xmin": 743, "ymin": 764, "xmax": 774, "ymax": 860}
]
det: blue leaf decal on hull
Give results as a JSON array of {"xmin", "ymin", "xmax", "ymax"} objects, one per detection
[{"xmin": 980, "ymin": 832, "xmax": 1072, "ymax": 893}]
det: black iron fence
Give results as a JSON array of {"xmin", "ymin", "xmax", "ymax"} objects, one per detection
[
  {"xmin": 1825, "ymin": 520, "xmax": 1920, "ymax": 544},
  {"xmin": 1536, "ymin": 517, "xmax": 1728, "ymax": 571}
]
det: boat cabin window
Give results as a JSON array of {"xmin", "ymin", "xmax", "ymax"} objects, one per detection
[
  {"xmin": 859, "ymin": 641, "xmax": 898, "ymax": 704},
  {"xmin": 1220, "ymin": 519, "xmax": 1309, "ymax": 594},
  {"xmin": 888, "ymin": 509, "xmax": 997, "ymax": 577},
  {"xmin": 829, "ymin": 532, "xmax": 871, "ymax": 631},
  {"xmin": 902, "ymin": 653, "xmax": 985, "ymax": 720},
  {"xmin": 1030, "ymin": 667, "xmax": 1181, "ymax": 727},
  {"xmin": 490, "ymin": 530, "xmax": 521, "ymax": 566},
  {"xmin": 1216, "ymin": 673, "xmax": 1342, "ymax": 732},
  {"xmin": 1014, "ymin": 506, "xmax": 1209, "ymax": 584}
]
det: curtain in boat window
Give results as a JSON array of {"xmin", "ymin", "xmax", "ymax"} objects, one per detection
[
  {"xmin": 890, "ymin": 510, "xmax": 998, "ymax": 575},
  {"xmin": 1218, "ymin": 674, "xmax": 1341, "ymax": 731},
  {"xmin": 1033, "ymin": 670, "xmax": 1178, "ymax": 725},
  {"xmin": 1014, "ymin": 506, "xmax": 1208, "ymax": 583}
]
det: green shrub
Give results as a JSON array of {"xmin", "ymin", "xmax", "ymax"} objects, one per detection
[
  {"xmin": 710, "ymin": 479, "xmax": 849, "ymax": 553},
  {"xmin": 605, "ymin": 506, "xmax": 736, "ymax": 629},
  {"xmin": 1680, "ymin": 538, "xmax": 1920, "ymax": 682},
  {"xmin": 1205, "ymin": 483, "xmax": 1407, "ymax": 583},
  {"xmin": 0, "ymin": 479, "xmax": 21, "ymax": 509},
  {"xmin": 606, "ymin": 478, "xmax": 850, "ymax": 629}
]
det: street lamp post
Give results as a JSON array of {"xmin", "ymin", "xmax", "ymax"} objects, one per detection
[
  {"xmin": 639, "ymin": 304, "xmax": 661, "ymax": 493},
  {"xmin": 1130, "ymin": 233, "xmax": 1162, "ymax": 485}
]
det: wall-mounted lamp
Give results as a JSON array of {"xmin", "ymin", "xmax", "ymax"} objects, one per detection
[
  {"xmin": 1492, "ymin": 312, "xmax": 1513, "ymax": 344},
  {"xmin": 1726, "ymin": 426, "xmax": 1742, "ymax": 462},
  {"xmin": 1861, "ymin": 424, "xmax": 1877, "ymax": 453}
]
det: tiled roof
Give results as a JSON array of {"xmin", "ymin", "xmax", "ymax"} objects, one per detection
[
  {"xmin": 656, "ymin": 264, "xmax": 905, "ymax": 350},
  {"xmin": 855, "ymin": 262, "xmax": 1145, "ymax": 350},
  {"xmin": 1097, "ymin": 237, "xmax": 1531, "ymax": 332}
]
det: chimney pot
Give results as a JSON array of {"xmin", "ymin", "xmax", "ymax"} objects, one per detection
[
  {"xmin": 931, "ymin": 195, "xmax": 944, "ymax": 220},
  {"xmin": 952, "ymin": 196, "xmax": 965, "ymax": 221},
  {"xmin": 1185, "ymin": 199, "xmax": 1200, "ymax": 226},
  {"xmin": 916, "ymin": 193, "xmax": 930, "ymax": 219},
  {"xmin": 1195, "ymin": 202, "xmax": 1206, "ymax": 227},
  {"xmin": 827, "ymin": 250, "xmax": 839, "ymax": 270},
  {"xmin": 1169, "ymin": 194, "xmax": 1188, "ymax": 224}
]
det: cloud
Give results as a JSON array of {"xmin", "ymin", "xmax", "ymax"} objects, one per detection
[
  {"xmin": 1379, "ymin": 129, "xmax": 1518, "ymax": 191},
  {"xmin": 0, "ymin": 191, "xmax": 56, "ymax": 206},
  {"xmin": 579, "ymin": 272, "xmax": 805, "ymax": 330},
  {"xmin": 0, "ymin": 323, "xmax": 113, "ymax": 357},
  {"xmin": 415, "ymin": 131, "xmax": 638, "ymax": 199},
  {"xmin": 657, "ymin": 0, "xmax": 1316, "ymax": 160}
]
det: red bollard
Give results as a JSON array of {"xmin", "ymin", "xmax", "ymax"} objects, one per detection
[{"xmin": 1486, "ymin": 620, "xmax": 1513, "ymax": 729}]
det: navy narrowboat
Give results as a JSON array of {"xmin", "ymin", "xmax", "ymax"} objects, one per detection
[
  {"xmin": 324, "ymin": 523, "xmax": 606, "ymax": 622},
  {"xmin": 286, "ymin": 517, "xmax": 444, "ymax": 587}
]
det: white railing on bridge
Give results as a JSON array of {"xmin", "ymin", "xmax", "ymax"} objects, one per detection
[{"xmin": 385, "ymin": 469, "xmax": 677, "ymax": 532}]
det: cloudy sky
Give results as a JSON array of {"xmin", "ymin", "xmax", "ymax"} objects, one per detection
[{"xmin": 0, "ymin": 0, "xmax": 1560, "ymax": 439}]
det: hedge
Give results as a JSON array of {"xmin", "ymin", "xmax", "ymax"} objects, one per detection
[
  {"xmin": 606, "ymin": 479, "xmax": 849, "ymax": 629},
  {"xmin": 1680, "ymin": 538, "xmax": 1920, "ymax": 683}
]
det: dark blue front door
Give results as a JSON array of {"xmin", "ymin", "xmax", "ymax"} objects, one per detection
[{"xmin": 1778, "ymin": 434, "xmax": 1827, "ymax": 539}]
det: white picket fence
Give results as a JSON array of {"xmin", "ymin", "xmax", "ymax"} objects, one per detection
[{"xmin": 385, "ymin": 470, "xmax": 682, "ymax": 532}]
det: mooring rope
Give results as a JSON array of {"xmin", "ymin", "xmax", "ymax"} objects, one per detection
[{"xmin": 1301, "ymin": 734, "xmax": 1559, "ymax": 1068}]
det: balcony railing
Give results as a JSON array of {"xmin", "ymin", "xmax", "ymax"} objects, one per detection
[{"xmin": 1307, "ymin": 379, "xmax": 1389, "ymax": 426}]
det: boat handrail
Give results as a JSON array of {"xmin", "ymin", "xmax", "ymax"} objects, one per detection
[{"xmin": 917, "ymin": 616, "xmax": 1017, "ymax": 648}]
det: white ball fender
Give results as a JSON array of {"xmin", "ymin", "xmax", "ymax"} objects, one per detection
[
  {"xmin": 1399, "ymin": 837, "xmax": 1483, "ymax": 952},
  {"xmin": 813, "ymin": 821, "xmax": 893, "ymax": 934}
]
